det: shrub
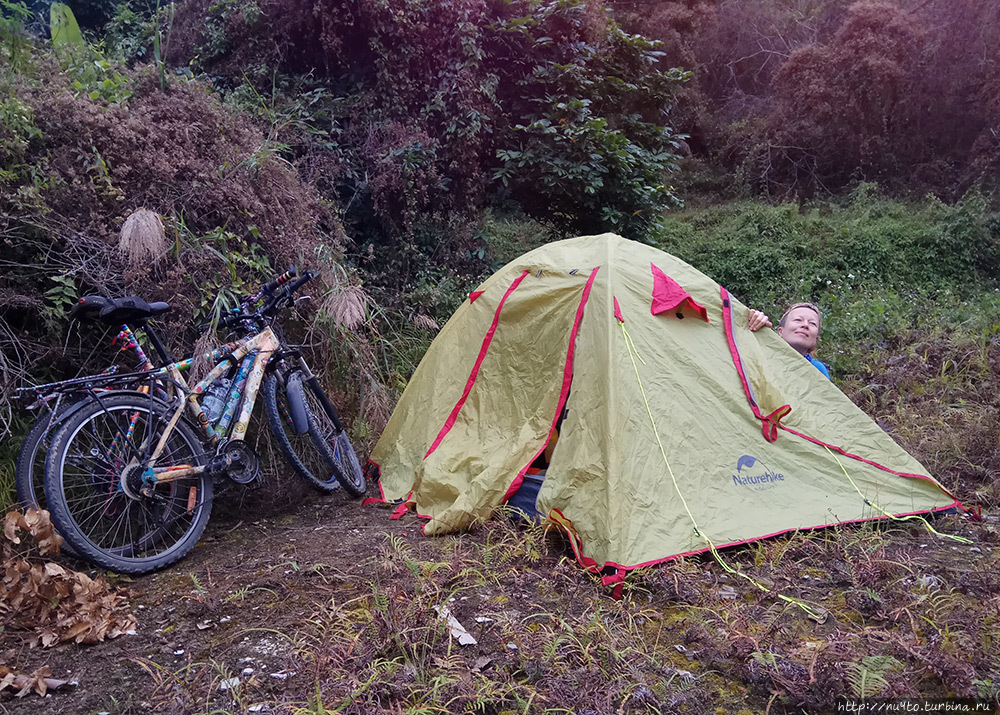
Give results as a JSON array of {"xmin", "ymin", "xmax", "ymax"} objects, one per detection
[
  {"xmin": 168, "ymin": 0, "xmax": 689, "ymax": 271},
  {"xmin": 653, "ymin": 187, "xmax": 1000, "ymax": 311}
]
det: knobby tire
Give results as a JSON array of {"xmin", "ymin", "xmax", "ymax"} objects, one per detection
[
  {"xmin": 43, "ymin": 394, "xmax": 212, "ymax": 574},
  {"xmin": 263, "ymin": 370, "xmax": 366, "ymax": 496}
]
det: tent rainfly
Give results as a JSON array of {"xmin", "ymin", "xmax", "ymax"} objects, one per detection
[{"xmin": 369, "ymin": 233, "xmax": 962, "ymax": 585}]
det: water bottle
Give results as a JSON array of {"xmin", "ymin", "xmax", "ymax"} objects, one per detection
[{"xmin": 202, "ymin": 377, "xmax": 233, "ymax": 424}]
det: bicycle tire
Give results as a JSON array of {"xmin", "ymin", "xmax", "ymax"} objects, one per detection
[
  {"xmin": 43, "ymin": 394, "xmax": 212, "ymax": 574},
  {"xmin": 263, "ymin": 370, "xmax": 342, "ymax": 493},
  {"xmin": 299, "ymin": 377, "xmax": 367, "ymax": 497},
  {"xmin": 15, "ymin": 403, "xmax": 83, "ymax": 556},
  {"xmin": 15, "ymin": 389, "xmax": 171, "ymax": 512},
  {"xmin": 15, "ymin": 407, "xmax": 71, "ymax": 511}
]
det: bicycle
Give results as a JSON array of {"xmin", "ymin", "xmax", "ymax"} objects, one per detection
[{"xmin": 41, "ymin": 267, "xmax": 366, "ymax": 574}]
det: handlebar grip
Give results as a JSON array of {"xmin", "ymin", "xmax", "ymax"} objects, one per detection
[
  {"xmin": 283, "ymin": 270, "xmax": 315, "ymax": 296},
  {"xmin": 262, "ymin": 266, "xmax": 297, "ymax": 295}
]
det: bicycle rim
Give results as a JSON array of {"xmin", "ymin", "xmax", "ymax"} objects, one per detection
[{"xmin": 301, "ymin": 382, "xmax": 367, "ymax": 496}]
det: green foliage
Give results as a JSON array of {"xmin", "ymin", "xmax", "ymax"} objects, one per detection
[
  {"xmin": 103, "ymin": 2, "xmax": 153, "ymax": 64},
  {"xmin": 0, "ymin": 0, "xmax": 33, "ymax": 78},
  {"xmin": 70, "ymin": 58, "xmax": 133, "ymax": 103},
  {"xmin": 42, "ymin": 273, "xmax": 77, "ymax": 329},
  {"xmin": 973, "ymin": 675, "xmax": 1000, "ymax": 700},
  {"xmin": 196, "ymin": 0, "xmax": 261, "ymax": 67},
  {"xmin": 491, "ymin": 12, "xmax": 689, "ymax": 236},
  {"xmin": 152, "ymin": 0, "xmax": 175, "ymax": 91},
  {"xmin": 496, "ymin": 96, "xmax": 683, "ymax": 236},
  {"xmin": 478, "ymin": 209, "xmax": 552, "ymax": 270},
  {"xmin": 172, "ymin": 222, "xmax": 274, "ymax": 326},
  {"xmin": 48, "ymin": 3, "xmax": 134, "ymax": 103},
  {"xmin": 170, "ymin": 0, "xmax": 688, "ymax": 284},
  {"xmin": 655, "ymin": 187, "xmax": 1000, "ymax": 311},
  {"xmin": 653, "ymin": 187, "xmax": 1000, "ymax": 378},
  {"xmin": 749, "ymin": 650, "xmax": 780, "ymax": 669},
  {"xmin": 0, "ymin": 95, "xmax": 43, "ymax": 170},
  {"xmin": 844, "ymin": 655, "xmax": 901, "ymax": 699}
]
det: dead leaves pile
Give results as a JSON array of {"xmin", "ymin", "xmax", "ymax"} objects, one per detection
[{"xmin": 2, "ymin": 509, "xmax": 137, "ymax": 648}]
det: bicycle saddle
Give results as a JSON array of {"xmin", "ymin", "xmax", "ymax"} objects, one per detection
[
  {"xmin": 68, "ymin": 295, "xmax": 111, "ymax": 321},
  {"xmin": 97, "ymin": 296, "xmax": 171, "ymax": 324}
]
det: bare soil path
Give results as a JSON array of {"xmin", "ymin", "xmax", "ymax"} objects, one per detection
[
  {"xmin": 1, "ymin": 489, "xmax": 399, "ymax": 715},
  {"xmin": 2, "ymin": 486, "xmax": 997, "ymax": 715}
]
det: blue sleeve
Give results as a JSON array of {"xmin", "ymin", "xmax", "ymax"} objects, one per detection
[{"xmin": 806, "ymin": 355, "xmax": 831, "ymax": 380}]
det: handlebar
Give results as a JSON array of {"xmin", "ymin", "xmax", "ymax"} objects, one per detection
[
  {"xmin": 282, "ymin": 270, "xmax": 314, "ymax": 298},
  {"xmin": 209, "ymin": 269, "xmax": 316, "ymax": 332}
]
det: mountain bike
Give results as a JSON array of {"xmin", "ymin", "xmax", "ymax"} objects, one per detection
[
  {"xmin": 41, "ymin": 267, "xmax": 366, "ymax": 574},
  {"xmin": 17, "ymin": 296, "xmax": 238, "ymax": 558}
]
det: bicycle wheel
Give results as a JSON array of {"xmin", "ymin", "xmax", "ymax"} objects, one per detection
[
  {"xmin": 44, "ymin": 394, "xmax": 212, "ymax": 574},
  {"xmin": 263, "ymin": 369, "xmax": 342, "ymax": 493},
  {"xmin": 15, "ymin": 403, "xmax": 84, "ymax": 556},
  {"xmin": 299, "ymin": 376, "xmax": 367, "ymax": 497}
]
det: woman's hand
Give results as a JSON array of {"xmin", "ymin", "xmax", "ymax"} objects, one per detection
[{"xmin": 748, "ymin": 309, "xmax": 773, "ymax": 332}]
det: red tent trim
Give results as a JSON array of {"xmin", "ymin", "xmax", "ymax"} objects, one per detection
[
  {"xmin": 613, "ymin": 296, "xmax": 624, "ymax": 323},
  {"xmin": 719, "ymin": 286, "xmax": 963, "ymax": 503},
  {"xmin": 501, "ymin": 267, "xmax": 600, "ymax": 504},
  {"xmin": 424, "ymin": 270, "xmax": 530, "ymax": 460},
  {"xmin": 549, "ymin": 501, "xmax": 962, "ymax": 582}
]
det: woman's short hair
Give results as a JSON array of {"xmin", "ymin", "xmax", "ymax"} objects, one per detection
[{"xmin": 778, "ymin": 302, "xmax": 822, "ymax": 330}]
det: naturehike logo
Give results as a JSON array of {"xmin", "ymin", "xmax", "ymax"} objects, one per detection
[{"xmin": 731, "ymin": 455, "xmax": 785, "ymax": 491}]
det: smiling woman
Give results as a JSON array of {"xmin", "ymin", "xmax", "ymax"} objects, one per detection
[
  {"xmin": 748, "ymin": 302, "xmax": 830, "ymax": 379},
  {"xmin": 777, "ymin": 302, "xmax": 821, "ymax": 356}
]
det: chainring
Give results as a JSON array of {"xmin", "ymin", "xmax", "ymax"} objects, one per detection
[{"xmin": 218, "ymin": 440, "xmax": 260, "ymax": 486}]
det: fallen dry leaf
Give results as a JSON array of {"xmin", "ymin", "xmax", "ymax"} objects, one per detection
[{"xmin": 0, "ymin": 665, "xmax": 73, "ymax": 698}]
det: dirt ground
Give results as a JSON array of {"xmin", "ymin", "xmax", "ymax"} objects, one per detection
[
  {"xmin": 0, "ymin": 483, "xmax": 399, "ymax": 715},
  {"xmin": 2, "ymin": 477, "xmax": 998, "ymax": 715}
]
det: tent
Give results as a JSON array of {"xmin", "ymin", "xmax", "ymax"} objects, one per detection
[{"xmin": 370, "ymin": 233, "xmax": 961, "ymax": 583}]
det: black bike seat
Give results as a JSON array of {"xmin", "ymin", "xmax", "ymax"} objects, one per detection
[
  {"xmin": 97, "ymin": 296, "xmax": 172, "ymax": 325},
  {"xmin": 68, "ymin": 295, "xmax": 112, "ymax": 321}
]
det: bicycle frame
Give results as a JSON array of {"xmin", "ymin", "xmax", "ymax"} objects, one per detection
[{"xmin": 139, "ymin": 327, "xmax": 281, "ymax": 484}]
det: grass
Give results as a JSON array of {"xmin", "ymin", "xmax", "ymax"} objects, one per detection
[
  {"xmin": 116, "ymin": 515, "xmax": 998, "ymax": 714},
  {"xmin": 0, "ymin": 460, "xmax": 13, "ymax": 512}
]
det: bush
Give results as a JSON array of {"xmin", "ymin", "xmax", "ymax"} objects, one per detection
[
  {"xmin": 168, "ymin": 0, "xmax": 689, "ymax": 273},
  {"xmin": 0, "ymin": 40, "xmax": 342, "ymax": 403},
  {"xmin": 652, "ymin": 187, "xmax": 1000, "ymax": 311}
]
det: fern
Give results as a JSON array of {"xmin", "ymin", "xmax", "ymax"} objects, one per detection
[
  {"xmin": 369, "ymin": 583, "xmax": 390, "ymax": 614},
  {"xmin": 190, "ymin": 573, "xmax": 206, "ymax": 597},
  {"xmin": 845, "ymin": 655, "xmax": 901, "ymax": 699},
  {"xmin": 750, "ymin": 650, "xmax": 780, "ymax": 669}
]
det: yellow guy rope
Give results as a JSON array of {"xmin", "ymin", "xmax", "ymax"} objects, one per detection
[
  {"xmin": 620, "ymin": 323, "xmax": 826, "ymax": 620},
  {"xmin": 823, "ymin": 446, "xmax": 971, "ymax": 544}
]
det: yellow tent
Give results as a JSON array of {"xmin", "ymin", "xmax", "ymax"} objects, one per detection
[{"xmin": 371, "ymin": 234, "xmax": 960, "ymax": 582}]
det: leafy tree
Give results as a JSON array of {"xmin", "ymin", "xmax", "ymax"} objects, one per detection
[
  {"xmin": 167, "ymin": 0, "xmax": 689, "ymax": 271},
  {"xmin": 491, "ymin": 2, "xmax": 688, "ymax": 235}
]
